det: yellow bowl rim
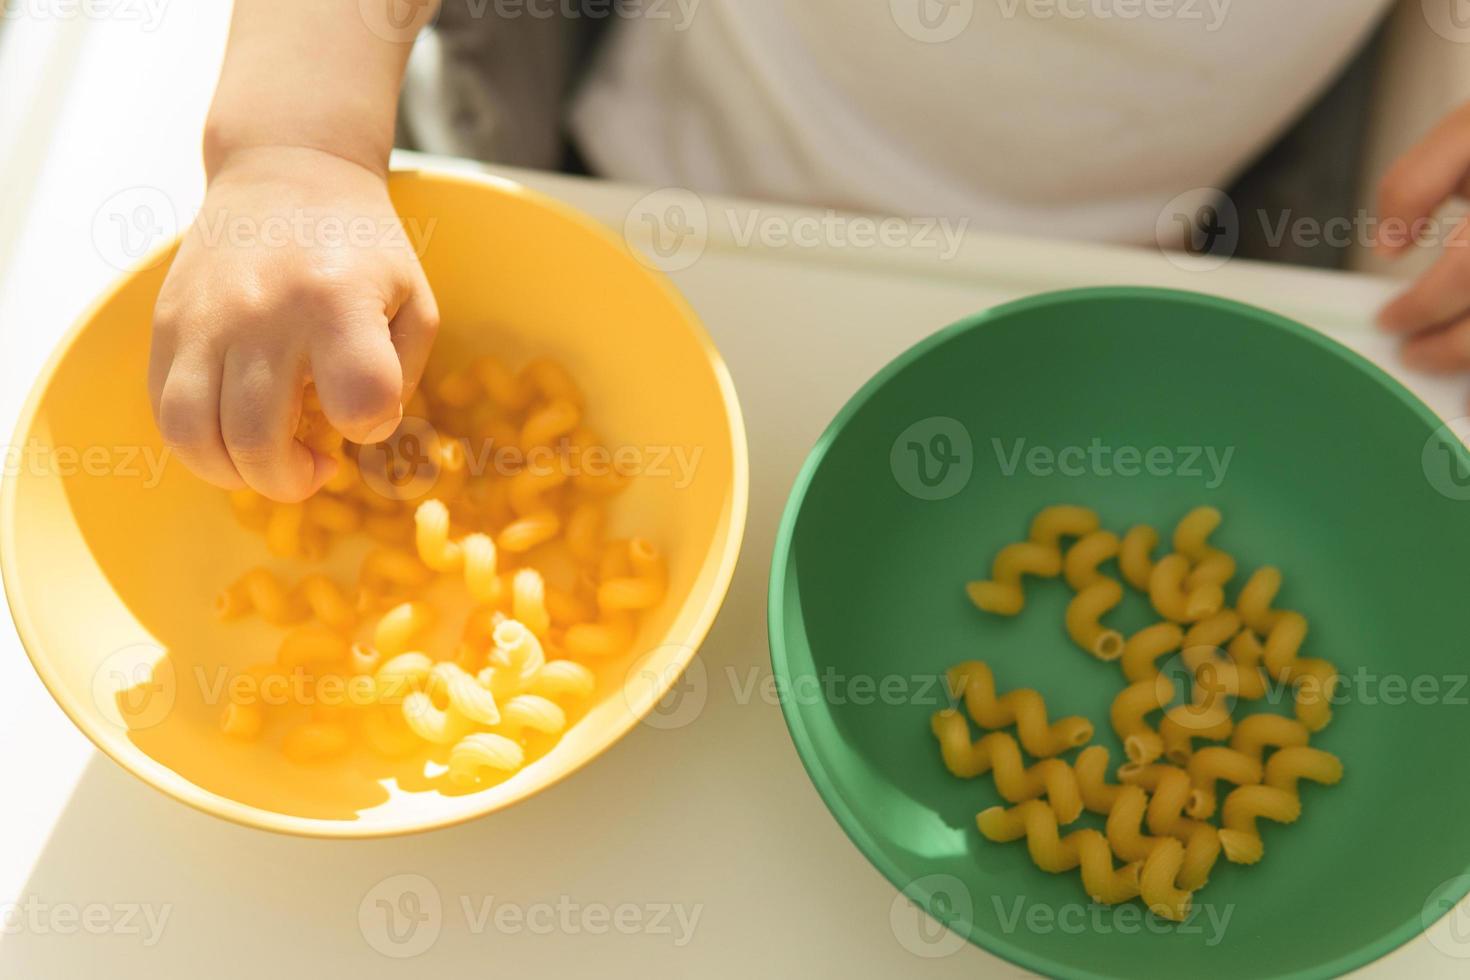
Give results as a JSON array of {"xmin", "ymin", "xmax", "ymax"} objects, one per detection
[{"xmin": 0, "ymin": 165, "xmax": 751, "ymax": 838}]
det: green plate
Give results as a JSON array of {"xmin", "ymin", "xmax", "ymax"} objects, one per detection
[{"xmin": 769, "ymin": 287, "xmax": 1470, "ymax": 979}]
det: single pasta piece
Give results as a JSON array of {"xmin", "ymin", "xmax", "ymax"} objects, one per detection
[
  {"xmin": 232, "ymin": 569, "xmax": 352, "ymax": 628},
  {"xmin": 528, "ymin": 660, "xmax": 597, "ymax": 700},
  {"xmin": 519, "ymin": 398, "xmax": 581, "ymax": 452},
  {"xmin": 1118, "ymin": 525, "xmax": 1158, "ymax": 593},
  {"xmin": 597, "ymin": 538, "xmax": 668, "ymax": 613},
  {"xmin": 1140, "ymin": 837, "xmax": 1193, "ymax": 922},
  {"xmin": 305, "ymin": 494, "xmax": 361, "ymax": 534},
  {"xmin": 277, "ymin": 625, "xmax": 350, "ymax": 669},
  {"xmin": 1229, "ymin": 714, "xmax": 1310, "ymax": 762},
  {"xmin": 228, "ymin": 488, "xmax": 271, "ymax": 531},
  {"xmin": 220, "ymin": 701, "xmax": 264, "ymax": 740},
  {"xmin": 374, "ymin": 601, "xmax": 437, "ymax": 658},
  {"xmin": 471, "ymin": 354, "xmax": 534, "ymax": 412},
  {"xmin": 1185, "ymin": 747, "xmax": 1264, "ymax": 820},
  {"xmin": 508, "ymin": 465, "xmax": 569, "ymax": 517},
  {"xmin": 374, "ymin": 652, "xmax": 435, "ymax": 703},
  {"xmin": 492, "ymin": 619, "xmax": 547, "ymax": 683},
  {"xmin": 1116, "ymin": 762, "xmax": 1202, "ymax": 836},
  {"xmin": 447, "ymin": 733, "xmax": 526, "ymax": 786},
  {"xmin": 1065, "ymin": 579, "xmax": 1125, "ymax": 661},
  {"xmin": 564, "ymin": 502, "xmax": 605, "ymax": 565},
  {"xmin": 946, "ymin": 662, "xmax": 1094, "ymax": 758},
  {"xmin": 1263, "ymin": 746, "xmax": 1343, "ymax": 795},
  {"xmin": 1182, "ymin": 610, "xmax": 1241, "ymax": 654},
  {"xmin": 1172, "ymin": 506, "xmax": 1221, "ymax": 563},
  {"xmin": 265, "ymin": 502, "xmax": 307, "ymax": 559},
  {"xmin": 1185, "ymin": 550, "xmax": 1236, "ymax": 592},
  {"xmin": 1159, "ymin": 703, "xmax": 1233, "ymax": 766},
  {"xmin": 402, "ymin": 691, "xmax": 471, "ymax": 744},
  {"xmin": 497, "ymin": 695, "xmax": 568, "ymax": 736},
  {"xmin": 296, "ymin": 575, "xmax": 357, "ymax": 633},
  {"xmin": 1284, "ymin": 657, "xmax": 1338, "ymax": 732},
  {"xmin": 1063, "ymin": 531, "xmax": 1120, "ymax": 590},
  {"xmin": 1073, "ymin": 745, "xmax": 1126, "ymax": 816},
  {"xmin": 563, "ymin": 613, "xmax": 637, "ymax": 659},
  {"xmin": 462, "ymin": 533, "xmax": 501, "ymax": 605},
  {"xmin": 1169, "ymin": 819, "xmax": 1223, "ymax": 892},
  {"xmin": 431, "ymin": 662, "xmax": 502, "ymax": 726},
  {"xmin": 1028, "ymin": 505, "xmax": 1101, "ymax": 550},
  {"xmin": 521, "ymin": 357, "xmax": 585, "ymax": 408},
  {"xmin": 976, "ymin": 802, "xmax": 1142, "ymax": 905},
  {"xmin": 497, "ymin": 510, "xmax": 561, "ymax": 554},
  {"xmin": 1109, "ymin": 677, "xmax": 1171, "ymax": 765},
  {"xmin": 350, "ymin": 643, "xmax": 382, "ymax": 676},
  {"xmin": 414, "ymin": 500, "xmax": 463, "ymax": 572},
  {"xmin": 511, "ymin": 569, "xmax": 552, "ymax": 638},
  {"xmin": 282, "ymin": 722, "xmax": 351, "ymax": 764},
  {"xmin": 1120, "ymin": 622, "xmax": 1184, "ymax": 683},
  {"xmin": 1104, "ymin": 785, "xmax": 1164, "ymax": 863},
  {"xmin": 1226, "ymin": 628, "xmax": 1268, "ymax": 677},
  {"xmin": 929, "ymin": 712, "xmax": 1083, "ymax": 823},
  {"xmin": 215, "ymin": 568, "xmax": 307, "ymax": 626},
  {"xmin": 1218, "ymin": 785, "xmax": 1302, "ymax": 864},
  {"xmin": 1237, "ymin": 566, "xmax": 1284, "ymax": 634},
  {"xmin": 361, "ymin": 548, "xmax": 434, "ymax": 593},
  {"xmin": 965, "ymin": 542, "xmax": 1062, "ymax": 616},
  {"xmin": 1260, "ymin": 611, "xmax": 1338, "ymax": 731},
  {"xmin": 1149, "ymin": 554, "xmax": 1223, "ymax": 623}
]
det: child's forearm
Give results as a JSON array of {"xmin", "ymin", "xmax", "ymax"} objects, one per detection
[{"xmin": 204, "ymin": 0, "xmax": 437, "ymax": 178}]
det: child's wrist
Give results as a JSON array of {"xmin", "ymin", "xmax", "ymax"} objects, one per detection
[{"xmin": 203, "ymin": 118, "xmax": 391, "ymax": 185}]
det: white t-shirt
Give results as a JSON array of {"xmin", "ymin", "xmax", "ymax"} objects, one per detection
[{"xmin": 569, "ymin": 0, "xmax": 1391, "ymax": 245}]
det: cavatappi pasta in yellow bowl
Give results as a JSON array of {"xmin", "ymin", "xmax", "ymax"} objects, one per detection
[{"xmin": 2, "ymin": 169, "xmax": 747, "ymax": 836}]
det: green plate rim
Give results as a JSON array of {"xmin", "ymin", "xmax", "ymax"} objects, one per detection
[{"xmin": 766, "ymin": 284, "xmax": 1470, "ymax": 980}]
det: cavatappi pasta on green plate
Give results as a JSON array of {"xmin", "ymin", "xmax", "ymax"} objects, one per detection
[{"xmin": 934, "ymin": 505, "xmax": 1343, "ymax": 922}]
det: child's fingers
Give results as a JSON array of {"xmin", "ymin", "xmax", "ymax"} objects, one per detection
[
  {"xmin": 1378, "ymin": 218, "xmax": 1470, "ymax": 334},
  {"xmin": 388, "ymin": 281, "xmax": 439, "ymax": 409},
  {"xmin": 1402, "ymin": 319, "xmax": 1470, "ymax": 374},
  {"xmin": 220, "ymin": 347, "xmax": 329, "ymax": 502},
  {"xmin": 1376, "ymin": 102, "xmax": 1470, "ymax": 258},
  {"xmin": 155, "ymin": 353, "xmax": 246, "ymax": 491},
  {"xmin": 310, "ymin": 306, "xmax": 404, "ymax": 445}
]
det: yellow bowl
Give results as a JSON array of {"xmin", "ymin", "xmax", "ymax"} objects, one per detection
[{"xmin": 1, "ymin": 168, "xmax": 748, "ymax": 837}]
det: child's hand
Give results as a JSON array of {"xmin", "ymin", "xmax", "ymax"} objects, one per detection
[
  {"xmin": 1375, "ymin": 102, "xmax": 1470, "ymax": 378},
  {"xmin": 149, "ymin": 147, "xmax": 439, "ymax": 502}
]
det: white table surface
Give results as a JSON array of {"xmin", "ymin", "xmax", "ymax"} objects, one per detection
[{"xmin": 3, "ymin": 7, "xmax": 1470, "ymax": 979}]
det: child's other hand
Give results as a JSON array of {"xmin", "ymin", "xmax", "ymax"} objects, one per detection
[
  {"xmin": 149, "ymin": 147, "xmax": 438, "ymax": 502},
  {"xmin": 1375, "ymin": 103, "xmax": 1470, "ymax": 378}
]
